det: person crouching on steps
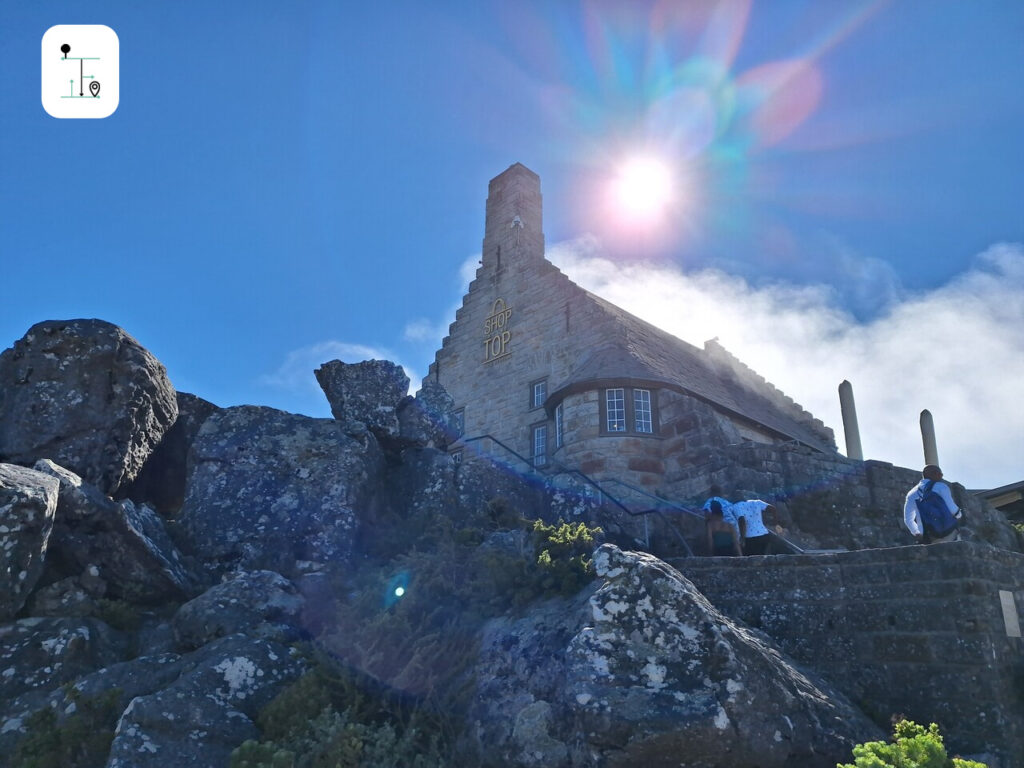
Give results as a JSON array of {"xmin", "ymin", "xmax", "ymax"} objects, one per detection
[
  {"xmin": 904, "ymin": 464, "xmax": 964, "ymax": 544},
  {"xmin": 705, "ymin": 500, "xmax": 743, "ymax": 556}
]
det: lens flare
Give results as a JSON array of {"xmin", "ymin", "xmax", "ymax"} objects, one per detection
[{"xmin": 613, "ymin": 156, "xmax": 674, "ymax": 221}]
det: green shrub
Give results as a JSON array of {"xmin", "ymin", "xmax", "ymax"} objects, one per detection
[
  {"xmin": 12, "ymin": 687, "xmax": 123, "ymax": 768},
  {"xmin": 531, "ymin": 519, "xmax": 601, "ymax": 597},
  {"xmin": 230, "ymin": 665, "xmax": 447, "ymax": 768},
  {"xmin": 838, "ymin": 719, "xmax": 987, "ymax": 768}
]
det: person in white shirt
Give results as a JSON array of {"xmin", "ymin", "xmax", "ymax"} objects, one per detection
[
  {"xmin": 729, "ymin": 499, "xmax": 777, "ymax": 556},
  {"xmin": 904, "ymin": 465, "xmax": 963, "ymax": 544}
]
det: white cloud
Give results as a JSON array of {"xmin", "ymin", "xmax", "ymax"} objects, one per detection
[{"xmin": 549, "ymin": 238, "xmax": 1024, "ymax": 490}]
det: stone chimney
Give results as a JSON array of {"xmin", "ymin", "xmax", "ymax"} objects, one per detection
[{"xmin": 481, "ymin": 163, "xmax": 545, "ymax": 272}]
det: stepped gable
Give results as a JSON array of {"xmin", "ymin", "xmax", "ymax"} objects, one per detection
[{"xmin": 547, "ymin": 278, "xmax": 836, "ymax": 453}]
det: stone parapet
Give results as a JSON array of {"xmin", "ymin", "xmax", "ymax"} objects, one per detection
[{"xmin": 674, "ymin": 541, "xmax": 1024, "ymax": 764}]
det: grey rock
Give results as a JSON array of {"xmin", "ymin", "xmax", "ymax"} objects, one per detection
[
  {"xmin": 0, "ymin": 653, "xmax": 184, "ymax": 761},
  {"xmin": 33, "ymin": 459, "xmax": 197, "ymax": 602},
  {"xmin": 106, "ymin": 691, "xmax": 258, "ymax": 768},
  {"xmin": 124, "ymin": 391, "xmax": 219, "ymax": 517},
  {"xmin": 0, "ymin": 463, "xmax": 59, "ymax": 619},
  {"xmin": 172, "ymin": 570, "xmax": 304, "ymax": 650},
  {"xmin": 571, "ymin": 544, "xmax": 881, "ymax": 767},
  {"xmin": 397, "ymin": 379, "xmax": 459, "ymax": 448},
  {"xmin": 455, "ymin": 457, "xmax": 547, "ymax": 525},
  {"xmin": 315, "ymin": 358, "xmax": 409, "ymax": 440},
  {"xmin": 106, "ymin": 634, "xmax": 306, "ymax": 767},
  {"xmin": 25, "ymin": 574, "xmax": 103, "ymax": 617},
  {"xmin": 0, "ymin": 319, "xmax": 178, "ymax": 496},
  {"xmin": 0, "ymin": 617, "xmax": 128, "ymax": 701},
  {"xmin": 466, "ymin": 545, "xmax": 882, "ymax": 768},
  {"xmin": 178, "ymin": 406, "xmax": 383, "ymax": 579}
]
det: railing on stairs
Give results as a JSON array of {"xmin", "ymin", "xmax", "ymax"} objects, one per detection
[{"xmin": 459, "ymin": 434, "xmax": 694, "ymax": 556}]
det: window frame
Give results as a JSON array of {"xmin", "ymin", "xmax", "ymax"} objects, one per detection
[
  {"xmin": 599, "ymin": 386, "xmax": 659, "ymax": 436},
  {"xmin": 633, "ymin": 388, "xmax": 653, "ymax": 434},
  {"xmin": 531, "ymin": 422, "xmax": 548, "ymax": 467},
  {"xmin": 452, "ymin": 408, "xmax": 465, "ymax": 438},
  {"xmin": 529, "ymin": 378, "xmax": 548, "ymax": 410},
  {"xmin": 605, "ymin": 388, "xmax": 627, "ymax": 433},
  {"xmin": 554, "ymin": 402, "xmax": 564, "ymax": 449}
]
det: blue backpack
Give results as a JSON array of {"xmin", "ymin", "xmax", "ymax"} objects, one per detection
[{"xmin": 916, "ymin": 480, "xmax": 959, "ymax": 537}]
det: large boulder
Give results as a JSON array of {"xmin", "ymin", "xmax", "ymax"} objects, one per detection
[
  {"xmin": 105, "ymin": 635, "xmax": 306, "ymax": 768},
  {"xmin": 315, "ymin": 359, "xmax": 409, "ymax": 441},
  {"xmin": 466, "ymin": 545, "xmax": 882, "ymax": 767},
  {"xmin": 0, "ymin": 653, "xmax": 184, "ymax": 762},
  {"xmin": 124, "ymin": 391, "xmax": 219, "ymax": 517},
  {"xmin": 172, "ymin": 570, "xmax": 305, "ymax": 650},
  {"xmin": 0, "ymin": 463, "xmax": 59, "ymax": 619},
  {"xmin": 177, "ymin": 406, "xmax": 383, "ymax": 579},
  {"xmin": 33, "ymin": 459, "xmax": 197, "ymax": 602},
  {"xmin": 0, "ymin": 320, "xmax": 178, "ymax": 496},
  {"xmin": 0, "ymin": 617, "xmax": 129, "ymax": 702},
  {"xmin": 397, "ymin": 379, "xmax": 460, "ymax": 448}
]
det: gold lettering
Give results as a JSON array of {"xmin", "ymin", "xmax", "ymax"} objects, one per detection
[{"xmin": 483, "ymin": 297, "xmax": 513, "ymax": 363}]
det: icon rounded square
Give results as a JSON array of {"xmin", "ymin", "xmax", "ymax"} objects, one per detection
[{"xmin": 42, "ymin": 25, "xmax": 119, "ymax": 119}]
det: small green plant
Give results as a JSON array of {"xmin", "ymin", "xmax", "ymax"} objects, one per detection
[
  {"xmin": 838, "ymin": 719, "xmax": 987, "ymax": 768},
  {"xmin": 531, "ymin": 518, "xmax": 602, "ymax": 597},
  {"xmin": 12, "ymin": 687, "xmax": 123, "ymax": 768}
]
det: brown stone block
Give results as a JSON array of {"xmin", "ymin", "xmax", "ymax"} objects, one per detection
[
  {"xmin": 580, "ymin": 459, "xmax": 606, "ymax": 475},
  {"xmin": 628, "ymin": 457, "xmax": 665, "ymax": 474}
]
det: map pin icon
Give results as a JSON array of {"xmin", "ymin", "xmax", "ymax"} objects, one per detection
[{"xmin": 89, "ymin": 81, "xmax": 101, "ymax": 98}]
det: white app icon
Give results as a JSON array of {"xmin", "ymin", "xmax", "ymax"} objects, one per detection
[{"xmin": 41, "ymin": 25, "xmax": 119, "ymax": 119}]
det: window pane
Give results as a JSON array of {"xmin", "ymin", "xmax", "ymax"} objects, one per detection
[
  {"xmin": 606, "ymin": 388, "xmax": 625, "ymax": 432},
  {"xmin": 533, "ymin": 380, "xmax": 547, "ymax": 407},
  {"xmin": 634, "ymin": 389, "xmax": 652, "ymax": 433},
  {"xmin": 533, "ymin": 425, "xmax": 547, "ymax": 466},
  {"xmin": 555, "ymin": 403, "xmax": 563, "ymax": 448}
]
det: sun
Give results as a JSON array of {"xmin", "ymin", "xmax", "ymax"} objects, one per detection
[{"xmin": 612, "ymin": 156, "xmax": 674, "ymax": 221}]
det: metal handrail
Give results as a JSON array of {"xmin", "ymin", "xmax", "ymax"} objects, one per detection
[
  {"xmin": 598, "ymin": 478, "xmax": 705, "ymax": 520},
  {"xmin": 458, "ymin": 434, "xmax": 694, "ymax": 556}
]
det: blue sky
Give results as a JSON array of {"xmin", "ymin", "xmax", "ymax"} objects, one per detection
[{"xmin": 2, "ymin": 1, "xmax": 1022, "ymax": 488}]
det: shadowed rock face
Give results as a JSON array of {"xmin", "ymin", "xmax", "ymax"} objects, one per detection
[
  {"xmin": 0, "ymin": 464, "xmax": 60, "ymax": 620},
  {"xmin": 466, "ymin": 544, "xmax": 882, "ymax": 768},
  {"xmin": 315, "ymin": 358, "xmax": 409, "ymax": 441},
  {"xmin": 32, "ymin": 459, "xmax": 197, "ymax": 603},
  {"xmin": 0, "ymin": 319, "xmax": 178, "ymax": 496},
  {"xmin": 176, "ymin": 405, "xmax": 384, "ymax": 580},
  {"xmin": 125, "ymin": 391, "xmax": 219, "ymax": 517}
]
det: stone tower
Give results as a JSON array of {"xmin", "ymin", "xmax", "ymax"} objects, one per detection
[{"xmin": 480, "ymin": 163, "xmax": 545, "ymax": 273}]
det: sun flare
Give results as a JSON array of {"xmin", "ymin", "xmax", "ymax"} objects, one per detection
[{"xmin": 613, "ymin": 157, "xmax": 674, "ymax": 221}]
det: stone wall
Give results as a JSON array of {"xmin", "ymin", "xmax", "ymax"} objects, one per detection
[
  {"xmin": 658, "ymin": 441, "xmax": 1019, "ymax": 553},
  {"xmin": 674, "ymin": 541, "xmax": 1024, "ymax": 764}
]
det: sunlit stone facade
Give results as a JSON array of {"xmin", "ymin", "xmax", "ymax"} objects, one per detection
[{"xmin": 427, "ymin": 164, "xmax": 835, "ymax": 493}]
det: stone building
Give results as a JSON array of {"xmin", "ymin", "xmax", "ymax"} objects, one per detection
[{"xmin": 429, "ymin": 163, "xmax": 838, "ymax": 501}]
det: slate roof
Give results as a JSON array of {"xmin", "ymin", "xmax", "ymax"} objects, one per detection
[{"xmin": 545, "ymin": 266, "xmax": 837, "ymax": 453}]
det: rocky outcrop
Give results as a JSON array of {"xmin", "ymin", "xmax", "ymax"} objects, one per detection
[
  {"xmin": 33, "ymin": 459, "xmax": 196, "ymax": 603},
  {"xmin": 106, "ymin": 635, "xmax": 305, "ymax": 768},
  {"xmin": 315, "ymin": 358, "xmax": 409, "ymax": 441},
  {"xmin": 0, "ymin": 617, "xmax": 129, "ymax": 702},
  {"xmin": 172, "ymin": 570, "xmax": 304, "ymax": 650},
  {"xmin": 177, "ymin": 406, "xmax": 383, "ymax": 579},
  {"xmin": 125, "ymin": 391, "xmax": 219, "ymax": 516},
  {"xmin": 0, "ymin": 319, "xmax": 178, "ymax": 496},
  {"xmin": 0, "ymin": 463, "xmax": 59, "ymax": 620},
  {"xmin": 466, "ymin": 544, "xmax": 881, "ymax": 767},
  {"xmin": 397, "ymin": 379, "xmax": 460, "ymax": 448}
]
